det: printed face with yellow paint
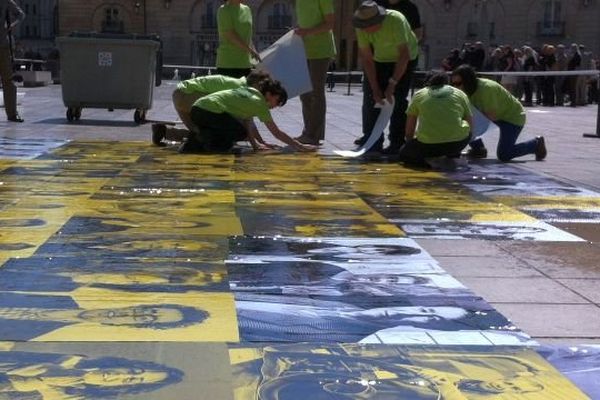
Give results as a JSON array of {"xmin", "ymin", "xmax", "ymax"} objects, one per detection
[{"xmin": 76, "ymin": 305, "xmax": 208, "ymax": 329}]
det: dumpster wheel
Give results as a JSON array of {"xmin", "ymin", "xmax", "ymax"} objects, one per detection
[
  {"xmin": 134, "ymin": 109, "xmax": 147, "ymax": 124},
  {"xmin": 66, "ymin": 107, "xmax": 82, "ymax": 122}
]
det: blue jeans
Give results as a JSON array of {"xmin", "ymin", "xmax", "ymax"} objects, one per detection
[{"xmin": 470, "ymin": 120, "xmax": 537, "ymax": 162}]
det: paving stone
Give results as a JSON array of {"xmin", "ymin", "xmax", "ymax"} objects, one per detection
[
  {"xmin": 493, "ymin": 303, "xmax": 600, "ymax": 338},
  {"xmin": 436, "ymin": 255, "xmax": 543, "ymax": 277},
  {"xmin": 459, "ymin": 277, "xmax": 590, "ymax": 304}
]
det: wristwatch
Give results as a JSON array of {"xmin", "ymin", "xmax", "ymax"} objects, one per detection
[{"xmin": 388, "ymin": 77, "xmax": 398, "ymax": 85}]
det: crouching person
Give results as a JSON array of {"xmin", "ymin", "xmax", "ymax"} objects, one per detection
[
  {"xmin": 398, "ymin": 72, "xmax": 472, "ymax": 168},
  {"xmin": 152, "ymin": 70, "xmax": 271, "ymax": 146},
  {"xmin": 180, "ymin": 78, "xmax": 316, "ymax": 153}
]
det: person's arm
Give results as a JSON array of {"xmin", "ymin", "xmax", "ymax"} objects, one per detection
[
  {"xmin": 7, "ymin": 0, "xmax": 26, "ymax": 31},
  {"xmin": 295, "ymin": 13, "xmax": 334, "ymax": 37},
  {"xmin": 405, "ymin": 114, "xmax": 417, "ymax": 141},
  {"xmin": 264, "ymin": 121, "xmax": 316, "ymax": 152},
  {"xmin": 245, "ymin": 119, "xmax": 277, "ymax": 150},
  {"xmin": 358, "ymin": 46, "xmax": 384, "ymax": 105},
  {"xmin": 404, "ymin": 114, "xmax": 417, "ymax": 142},
  {"xmin": 464, "ymin": 115, "xmax": 473, "ymax": 134},
  {"xmin": 413, "ymin": 27, "xmax": 423, "ymax": 42},
  {"xmin": 222, "ymin": 30, "xmax": 261, "ymax": 61},
  {"xmin": 384, "ymin": 44, "xmax": 409, "ymax": 103},
  {"xmin": 218, "ymin": 8, "xmax": 261, "ymax": 62}
]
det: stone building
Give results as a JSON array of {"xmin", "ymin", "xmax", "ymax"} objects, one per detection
[{"xmin": 52, "ymin": 0, "xmax": 599, "ymax": 69}]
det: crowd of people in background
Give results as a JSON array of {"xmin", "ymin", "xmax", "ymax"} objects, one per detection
[{"xmin": 442, "ymin": 41, "xmax": 599, "ymax": 107}]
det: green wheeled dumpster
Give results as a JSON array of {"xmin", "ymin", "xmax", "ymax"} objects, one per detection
[{"xmin": 56, "ymin": 33, "xmax": 161, "ymax": 123}]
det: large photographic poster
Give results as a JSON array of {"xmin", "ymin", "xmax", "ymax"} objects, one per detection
[
  {"xmin": 0, "ymin": 342, "xmax": 234, "ymax": 400},
  {"xmin": 229, "ymin": 344, "xmax": 589, "ymax": 400},
  {"xmin": 228, "ymin": 237, "xmax": 532, "ymax": 346}
]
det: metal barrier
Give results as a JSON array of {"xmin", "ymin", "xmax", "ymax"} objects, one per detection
[{"xmin": 165, "ymin": 64, "xmax": 599, "ymax": 137}]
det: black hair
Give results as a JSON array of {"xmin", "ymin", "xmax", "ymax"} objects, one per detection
[
  {"xmin": 246, "ymin": 69, "xmax": 272, "ymax": 88},
  {"xmin": 425, "ymin": 71, "xmax": 448, "ymax": 89},
  {"xmin": 256, "ymin": 78, "xmax": 288, "ymax": 107},
  {"xmin": 451, "ymin": 64, "xmax": 479, "ymax": 96}
]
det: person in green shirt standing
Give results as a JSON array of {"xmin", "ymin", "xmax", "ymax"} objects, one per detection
[
  {"xmin": 294, "ymin": 0, "xmax": 337, "ymax": 145},
  {"xmin": 181, "ymin": 78, "xmax": 315, "ymax": 153},
  {"xmin": 399, "ymin": 72, "xmax": 472, "ymax": 167},
  {"xmin": 353, "ymin": 1, "xmax": 418, "ymax": 154},
  {"xmin": 216, "ymin": 0, "xmax": 260, "ymax": 78},
  {"xmin": 451, "ymin": 65, "xmax": 547, "ymax": 162}
]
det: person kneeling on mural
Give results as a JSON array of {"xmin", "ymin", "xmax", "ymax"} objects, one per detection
[
  {"xmin": 398, "ymin": 72, "xmax": 472, "ymax": 168},
  {"xmin": 152, "ymin": 70, "xmax": 271, "ymax": 147},
  {"xmin": 451, "ymin": 64, "xmax": 547, "ymax": 162},
  {"xmin": 179, "ymin": 79, "xmax": 316, "ymax": 153}
]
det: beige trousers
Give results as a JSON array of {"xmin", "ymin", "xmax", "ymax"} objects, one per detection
[
  {"xmin": 299, "ymin": 58, "xmax": 330, "ymax": 142},
  {"xmin": 165, "ymin": 88, "xmax": 205, "ymax": 141}
]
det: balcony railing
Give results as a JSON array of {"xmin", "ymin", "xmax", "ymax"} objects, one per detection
[
  {"xmin": 268, "ymin": 15, "xmax": 292, "ymax": 30},
  {"xmin": 536, "ymin": 20, "xmax": 565, "ymax": 36}
]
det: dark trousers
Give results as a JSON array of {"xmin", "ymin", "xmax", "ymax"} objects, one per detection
[
  {"xmin": 470, "ymin": 120, "xmax": 536, "ymax": 162},
  {"xmin": 399, "ymin": 136, "xmax": 470, "ymax": 166},
  {"xmin": 0, "ymin": 45, "xmax": 17, "ymax": 119},
  {"xmin": 361, "ymin": 59, "xmax": 416, "ymax": 151},
  {"xmin": 523, "ymin": 79, "xmax": 534, "ymax": 104},
  {"xmin": 216, "ymin": 68, "xmax": 251, "ymax": 79},
  {"xmin": 190, "ymin": 107, "xmax": 247, "ymax": 152}
]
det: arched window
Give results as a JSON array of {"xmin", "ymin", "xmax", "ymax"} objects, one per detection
[
  {"xmin": 102, "ymin": 7, "xmax": 124, "ymax": 33},
  {"xmin": 202, "ymin": 1, "xmax": 216, "ymax": 29},
  {"xmin": 269, "ymin": 2, "xmax": 291, "ymax": 30}
]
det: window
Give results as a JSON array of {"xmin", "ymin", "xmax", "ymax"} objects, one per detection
[
  {"xmin": 538, "ymin": 0, "xmax": 564, "ymax": 36},
  {"xmin": 202, "ymin": 1, "xmax": 216, "ymax": 29},
  {"xmin": 543, "ymin": 0, "xmax": 561, "ymax": 28},
  {"xmin": 101, "ymin": 7, "xmax": 124, "ymax": 33},
  {"xmin": 269, "ymin": 2, "xmax": 291, "ymax": 30}
]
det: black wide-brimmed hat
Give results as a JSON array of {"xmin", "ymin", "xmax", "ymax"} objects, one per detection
[{"xmin": 352, "ymin": 1, "xmax": 386, "ymax": 29}]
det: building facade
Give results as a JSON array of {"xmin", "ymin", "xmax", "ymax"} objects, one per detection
[{"xmin": 51, "ymin": 0, "xmax": 599, "ymax": 69}]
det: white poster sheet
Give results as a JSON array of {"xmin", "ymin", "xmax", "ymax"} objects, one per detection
[{"xmin": 256, "ymin": 31, "xmax": 312, "ymax": 99}]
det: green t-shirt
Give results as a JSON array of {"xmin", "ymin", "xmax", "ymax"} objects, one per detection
[
  {"xmin": 177, "ymin": 75, "xmax": 246, "ymax": 95},
  {"xmin": 470, "ymin": 78, "xmax": 526, "ymax": 126},
  {"xmin": 407, "ymin": 85, "xmax": 472, "ymax": 144},
  {"xmin": 216, "ymin": 3, "xmax": 253, "ymax": 69},
  {"xmin": 295, "ymin": 0, "xmax": 336, "ymax": 59},
  {"xmin": 194, "ymin": 87, "xmax": 272, "ymax": 123},
  {"xmin": 356, "ymin": 10, "xmax": 418, "ymax": 62}
]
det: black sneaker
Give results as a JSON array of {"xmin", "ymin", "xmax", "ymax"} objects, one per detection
[
  {"xmin": 354, "ymin": 136, "xmax": 367, "ymax": 146},
  {"xmin": 151, "ymin": 124, "xmax": 166, "ymax": 146},
  {"xmin": 7, "ymin": 114, "xmax": 24, "ymax": 123},
  {"xmin": 178, "ymin": 137, "xmax": 205, "ymax": 153},
  {"xmin": 466, "ymin": 147, "xmax": 488, "ymax": 159},
  {"xmin": 535, "ymin": 136, "xmax": 547, "ymax": 161}
]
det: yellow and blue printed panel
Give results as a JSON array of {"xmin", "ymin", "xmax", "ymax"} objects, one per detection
[
  {"xmin": 0, "ymin": 342, "xmax": 234, "ymax": 400},
  {"xmin": 229, "ymin": 344, "xmax": 590, "ymax": 399},
  {"xmin": 0, "ymin": 288, "xmax": 238, "ymax": 342}
]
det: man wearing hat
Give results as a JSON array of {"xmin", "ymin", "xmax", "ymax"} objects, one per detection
[{"xmin": 353, "ymin": 1, "xmax": 418, "ymax": 154}]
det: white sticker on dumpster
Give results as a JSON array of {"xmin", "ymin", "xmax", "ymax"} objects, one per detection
[{"xmin": 98, "ymin": 52, "xmax": 112, "ymax": 67}]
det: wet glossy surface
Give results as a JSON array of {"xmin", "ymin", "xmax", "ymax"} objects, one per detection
[{"xmin": 0, "ymin": 139, "xmax": 597, "ymax": 398}]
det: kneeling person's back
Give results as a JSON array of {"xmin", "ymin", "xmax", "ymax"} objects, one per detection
[{"xmin": 408, "ymin": 85, "xmax": 471, "ymax": 144}]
